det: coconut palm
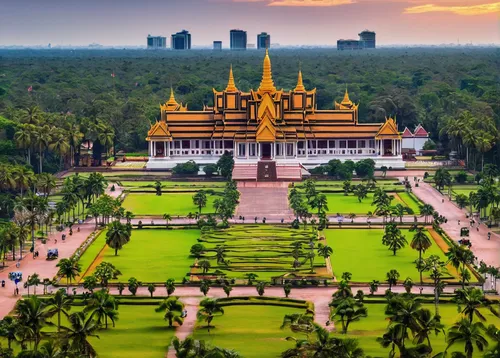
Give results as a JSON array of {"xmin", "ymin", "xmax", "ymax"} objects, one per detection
[
  {"xmin": 155, "ymin": 296, "xmax": 185, "ymax": 327},
  {"xmin": 199, "ymin": 260, "xmax": 211, "ymax": 274},
  {"xmin": 46, "ymin": 288, "xmax": 73, "ymax": 332},
  {"xmin": 317, "ymin": 244, "xmax": 333, "ymax": 260},
  {"xmin": 0, "ymin": 316, "xmax": 20, "ymax": 350},
  {"xmin": 382, "ymin": 223, "xmax": 407, "ymax": 255},
  {"xmin": 56, "ymin": 258, "xmax": 82, "ymax": 293},
  {"xmin": 85, "ymin": 290, "xmax": 119, "ymax": 329},
  {"xmin": 454, "ymin": 287, "xmax": 500, "ymax": 323},
  {"xmin": 446, "ymin": 318, "xmax": 488, "ymax": 358},
  {"xmin": 49, "ymin": 129, "xmax": 71, "ymax": 169},
  {"xmin": 59, "ymin": 311, "xmax": 100, "ymax": 358},
  {"xmin": 165, "ymin": 278, "xmax": 176, "ymax": 297},
  {"xmin": 163, "ymin": 213, "xmax": 172, "ymax": 228},
  {"xmin": 33, "ymin": 124, "xmax": 52, "ymax": 173},
  {"xmin": 105, "ymin": 220, "xmax": 131, "ymax": 256},
  {"xmin": 197, "ymin": 298, "xmax": 224, "ymax": 333},
  {"xmin": 15, "ymin": 295, "xmax": 51, "ymax": 351},
  {"xmin": 410, "ymin": 227, "xmax": 432, "ymax": 284},
  {"xmin": 413, "ymin": 308, "xmax": 444, "ymax": 351},
  {"xmin": 193, "ymin": 191, "xmax": 207, "ymax": 214},
  {"xmin": 15, "ymin": 123, "xmax": 36, "ymax": 165},
  {"xmin": 330, "ymin": 296, "xmax": 368, "ymax": 334},
  {"xmin": 36, "ymin": 173, "xmax": 57, "ymax": 197},
  {"xmin": 13, "ymin": 166, "xmax": 34, "ymax": 197},
  {"xmin": 419, "ymin": 204, "xmax": 435, "ymax": 225}
]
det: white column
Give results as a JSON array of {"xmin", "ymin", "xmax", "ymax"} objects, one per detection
[
  {"xmin": 148, "ymin": 142, "xmax": 152, "ymax": 157},
  {"xmin": 306, "ymin": 140, "xmax": 309, "ymax": 158},
  {"xmin": 294, "ymin": 142, "xmax": 297, "ymax": 158}
]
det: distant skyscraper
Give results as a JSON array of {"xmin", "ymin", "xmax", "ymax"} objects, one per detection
[
  {"xmin": 359, "ymin": 30, "xmax": 376, "ymax": 49},
  {"xmin": 230, "ymin": 29, "xmax": 247, "ymax": 50},
  {"xmin": 171, "ymin": 30, "xmax": 191, "ymax": 50},
  {"xmin": 257, "ymin": 32, "xmax": 271, "ymax": 49},
  {"xmin": 147, "ymin": 35, "xmax": 167, "ymax": 49},
  {"xmin": 337, "ymin": 40, "xmax": 363, "ymax": 50},
  {"xmin": 213, "ymin": 41, "xmax": 222, "ymax": 50}
]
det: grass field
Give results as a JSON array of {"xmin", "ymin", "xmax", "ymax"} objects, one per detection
[
  {"xmin": 325, "ymin": 228, "xmax": 474, "ymax": 283},
  {"xmin": 320, "ymin": 192, "xmax": 406, "ymax": 215},
  {"xmin": 81, "ymin": 229, "xmax": 199, "ymax": 282},
  {"xmin": 193, "ymin": 304, "xmax": 306, "ymax": 358},
  {"xmin": 396, "ymin": 192, "xmax": 422, "ymax": 214},
  {"xmin": 118, "ymin": 181, "xmax": 226, "ymax": 189},
  {"xmin": 121, "ymin": 192, "xmax": 219, "ymax": 216},
  {"xmin": 199, "ymin": 225, "xmax": 325, "ymax": 280},
  {"xmin": 341, "ymin": 302, "xmax": 500, "ymax": 357}
]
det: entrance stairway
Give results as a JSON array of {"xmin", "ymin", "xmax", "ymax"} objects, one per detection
[
  {"xmin": 231, "ymin": 164, "xmax": 257, "ymax": 180},
  {"xmin": 257, "ymin": 161, "xmax": 277, "ymax": 181}
]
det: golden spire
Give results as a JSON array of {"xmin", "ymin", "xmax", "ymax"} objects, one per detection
[
  {"xmin": 294, "ymin": 70, "xmax": 305, "ymax": 92},
  {"xmin": 166, "ymin": 87, "xmax": 179, "ymax": 106},
  {"xmin": 341, "ymin": 86, "xmax": 352, "ymax": 105},
  {"xmin": 258, "ymin": 49, "xmax": 276, "ymax": 94},
  {"xmin": 225, "ymin": 65, "xmax": 238, "ymax": 92}
]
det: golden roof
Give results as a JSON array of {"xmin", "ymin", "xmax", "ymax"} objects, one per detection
[
  {"xmin": 161, "ymin": 87, "xmax": 181, "ymax": 112},
  {"xmin": 225, "ymin": 65, "xmax": 238, "ymax": 92},
  {"xmin": 294, "ymin": 70, "xmax": 305, "ymax": 92},
  {"xmin": 147, "ymin": 120, "xmax": 171, "ymax": 139},
  {"xmin": 375, "ymin": 117, "xmax": 401, "ymax": 139},
  {"xmin": 258, "ymin": 49, "xmax": 276, "ymax": 94},
  {"xmin": 341, "ymin": 88, "xmax": 352, "ymax": 106}
]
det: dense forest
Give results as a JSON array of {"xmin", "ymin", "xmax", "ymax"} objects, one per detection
[{"xmin": 0, "ymin": 48, "xmax": 499, "ymax": 163}]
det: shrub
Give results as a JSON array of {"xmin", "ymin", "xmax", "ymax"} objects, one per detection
[
  {"xmin": 203, "ymin": 164, "xmax": 218, "ymax": 177},
  {"xmin": 454, "ymin": 170, "xmax": 468, "ymax": 184},
  {"xmin": 172, "ymin": 160, "xmax": 199, "ymax": 175}
]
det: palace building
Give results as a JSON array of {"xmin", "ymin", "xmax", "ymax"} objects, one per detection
[{"xmin": 146, "ymin": 50, "xmax": 404, "ymax": 179}]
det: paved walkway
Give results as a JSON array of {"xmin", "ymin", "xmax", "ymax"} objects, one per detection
[{"xmin": 236, "ymin": 181, "xmax": 294, "ymax": 220}]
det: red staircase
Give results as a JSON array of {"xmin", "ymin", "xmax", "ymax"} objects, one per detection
[
  {"xmin": 232, "ymin": 164, "xmax": 257, "ymax": 181},
  {"xmin": 232, "ymin": 162, "xmax": 302, "ymax": 181},
  {"xmin": 276, "ymin": 164, "xmax": 302, "ymax": 181}
]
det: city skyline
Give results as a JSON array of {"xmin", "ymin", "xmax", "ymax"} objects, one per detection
[{"xmin": 1, "ymin": 0, "xmax": 499, "ymax": 46}]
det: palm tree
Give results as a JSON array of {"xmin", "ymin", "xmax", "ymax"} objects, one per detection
[
  {"xmin": 454, "ymin": 287, "xmax": 500, "ymax": 323},
  {"xmin": 317, "ymin": 244, "xmax": 333, "ymax": 260},
  {"xmin": 199, "ymin": 260, "xmax": 211, "ymax": 274},
  {"xmin": 155, "ymin": 296, "xmax": 185, "ymax": 327},
  {"xmin": 163, "ymin": 213, "xmax": 172, "ymax": 228},
  {"xmin": 165, "ymin": 278, "xmax": 176, "ymax": 297},
  {"xmin": 60, "ymin": 311, "xmax": 100, "ymax": 358},
  {"xmin": 56, "ymin": 258, "xmax": 82, "ymax": 293},
  {"xmin": 49, "ymin": 129, "xmax": 71, "ymax": 169},
  {"xmin": 256, "ymin": 281, "xmax": 266, "ymax": 296},
  {"xmin": 311, "ymin": 193, "xmax": 329, "ymax": 215},
  {"xmin": 410, "ymin": 227, "xmax": 432, "ymax": 284},
  {"xmin": 386, "ymin": 269, "xmax": 400, "ymax": 291},
  {"xmin": 330, "ymin": 296, "xmax": 368, "ymax": 334},
  {"xmin": 197, "ymin": 298, "xmax": 224, "ymax": 333},
  {"xmin": 369, "ymin": 280, "xmax": 380, "ymax": 295},
  {"xmin": 105, "ymin": 220, "xmax": 131, "ymax": 256},
  {"xmin": 33, "ymin": 125, "xmax": 52, "ymax": 173},
  {"xmin": 215, "ymin": 245, "xmax": 226, "ymax": 264},
  {"xmin": 15, "ymin": 123, "xmax": 36, "ymax": 166},
  {"xmin": 46, "ymin": 288, "xmax": 72, "ymax": 332},
  {"xmin": 244, "ymin": 273, "xmax": 259, "ymax": 285},
  {"xmin": 382, "ymin": 223, "xmax": 407, "ymax": 255},
  {"xmin": 0, "ymin": 316, "xmax": 20, "ymax": 350},
  {"xmin": 446, "ymin": 318, "xmax": 488, "ymax": 358},
  {"xmin": 13, "ymin": 166, "xmax": 34, "ymax": 197},
  {"xmin": 413, "ymin": 308, "xmax": 444, "ymax": 351},
  {"xmin": 193, "ymin": 191, "xmax": 207, "ymax": 214},
  {"xmin": 85, "ymin": 290, "xmax": 119, "ymax": 329},
  {"xmin": 36, "ymin": 173, "xmax": 56, "ymax": 197},
  {"xmin": 15, "ymin": 295, "xmax": 51, "ymax": 351},
  {"xmin": 419, "ymin": 204, "xmax": 435, "ymax": 225}
]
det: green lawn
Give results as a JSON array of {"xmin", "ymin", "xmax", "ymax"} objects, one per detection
[
  {"xmin": 122, "ymin": 192, "xmax": 219, "ymax": 216},
  {"xmin": 118, "ymin": 181, "xmax": 226, "ymax": 189},
  {"xmin": 81, "ymin": 229, "xmax": 199, "ymax": 282},
  {"xmin": 320, "ymin": 193, "xmax": 406, "ymax": 215},
  {"xmin": 325, "ymin": 228, "xmax": 471, "ymax": 283},
  {"xmin": 193, "ymin": 304, "xmax": 305, "ymax": 358},
  {"xmin": 77, "ymin": 230, "xmax": 108, "ymax": 279},
  {"xmin": 396, "ymin": 192, "xmax": 422, "ymax": 214}
]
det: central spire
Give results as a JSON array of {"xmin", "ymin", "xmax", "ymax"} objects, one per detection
[
  {"xmin": 294, "ymin": 70, "xmax": 305, "ymax": 92},
  {"xmin": 258, "ymin": 49, "xmax": 276, "ymax": 94},
  {"xmin": 166, "ymin": 87, "xmax": 178, "ymax": 106},
  {"xmin": 225, "ymin": 65, "xmax": 238, "ymax": 92}
]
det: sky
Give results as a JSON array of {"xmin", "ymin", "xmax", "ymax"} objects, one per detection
[{"xmin": 0, "ymin": 0, "xmax": 499, "ymax": 46}]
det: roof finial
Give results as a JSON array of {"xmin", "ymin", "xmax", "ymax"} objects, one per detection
[
  {"xmin": 166, "ymin": 86, "xmax": 179, "ymax": 107},
  {"xmin": 294, "ymin": 68, "xmax": 305, "ymax": 92},
  {"xmin": 225, "ymin": 64, "xmax": 238, "ymax": 92},
  {"xmin": 341, "ymin": 85, "xmax": 352, "ymax": 105},
  {"xmin": 258, "ymin": 48, "xmax": 276, "ymax": 93}
]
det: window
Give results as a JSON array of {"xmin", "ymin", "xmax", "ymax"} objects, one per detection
[
  {"xmin": 224, "ymin": 140, "xmax": 234, "ymax": 149},
  {"xmin": 286, "ymin": 143, "xmax": 294, "ymax": 156},
  {"xmin": 194, "ymin": 140, "xmax": 200, "ymax": 149},
  {"xmin": 298, "ymin": 141, "xmax": 304, "ymax": 149},
  {"xmin": 329, "ymin": 140, "xmax": 336, "ymax": 148},
  {"xmin": 369, "ymin": 140, "xmax": 375, "ymax": 148},
  {"xmin": 182, "ymin": 140, "xmax": 190, "ymax": 148},
  {"xmin": 174, "ymin": 141, "xmax": 181, "ymax": 149},
  {"xmin": 339, "ymin": 140, "xmax": 347, "ymax": 149},
  {"xmin": 308, "ymin": 140, "xmax": 317, "ymax": 149},
  {"xmin": 358, "ymin": 140, "xmax": 366, "ymax": 148},
  {"xmin": 238, "ymin": 143, "xmax": 246, "ymax": 157},
  {"xmin": 204, "ymin": 141, "xmax": 211, "ymax": 149},
  {"xmin": 318, "ymin": 140, "xmax": 327, "ymax": 149},
  {"xmin": 249, "ymin": 143, "xmax": 257, "ymax": 157},
  {"xmin": 276, "ymin": 143, "xmax": 282, "ymax": 156},
  {"xmin": 348, "ymin": 140, "xmax": 356, "ymax": 149}
]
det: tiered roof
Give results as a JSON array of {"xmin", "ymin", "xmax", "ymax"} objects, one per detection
[{"xmin": 148, "ymin": 51, "xmax": 400, "ymax": 142}]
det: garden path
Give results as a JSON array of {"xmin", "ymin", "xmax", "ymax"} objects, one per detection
[
  {"xmin": 236, "ymin": 181, "xmax": 294, "ymax": 220},
  {"xmin": 410, "ymin": 178, "xmax": 500, "ymax": 268},
  {"xmin": 166, "ymin": 296, "xmax": 201, "ymax": 358}
]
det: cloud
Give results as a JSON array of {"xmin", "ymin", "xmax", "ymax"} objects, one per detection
[
  {"xmin": 232, "ymin": 0, "xmax": 355, "ymax": 6},
  {"xmin": 405, "ymin": 1, "xmax": 500, "ymax": 15}
]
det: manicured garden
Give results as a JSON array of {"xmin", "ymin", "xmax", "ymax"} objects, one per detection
[
  {"xmin": 80, "ymin": 229, "xmax": 200, "ymax": 282},
  {"xmin": 324, "ymin": 228, "xmax": 475, "ymax": 283},
  {"xmin": 121, "ymin": 192, "xmax": 218, "ymax": 216},
  {"xmin": 193, "ymin": 301, "xmax": 307, "ymax": 358},
  {"xmin": 320, "ymin": 192, "xmax": 407, "ymax": 215},
  {"xmin": 395, "ymin": 192, "xmax": 422, "ymax": 214},
  {"xmin": 198, "ymin": 225, "xmax": 327, "ymax": 280}
]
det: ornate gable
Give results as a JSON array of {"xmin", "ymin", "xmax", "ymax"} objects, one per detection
[
  {"xmin": 414, "ymin": 124, "xmax": 429, "ymax": 137},
  {"xmin": 256, "ymin": 93, "xmax": 276, "ymax": 142},
  {"xmin": 402, "ymin": 127, "xmax": 413, "ymax": 138},
  {"xmin": 376, "ymin": 117, "xmax": 400, "ymax": 139},
  {"xmin": 147, "ymin": 120, "xmax": 171, "ymax": 140}
]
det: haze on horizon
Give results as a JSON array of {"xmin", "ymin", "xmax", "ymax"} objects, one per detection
[{"xmin": 0, "ymin": 0, "xmax": 499, "ymax": 47}]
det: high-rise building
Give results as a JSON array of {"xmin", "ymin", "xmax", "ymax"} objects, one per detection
[
  {"xmin": 147, "ymin": 35, "xmax": 167, "ymax": 49},
  {"xmin": 359, "ymin": 30, "xmax": 376, "ymax": 49},
  {"xmin": 213, "ymin": 41, "xmax": 222, "ymax": 50},
  {"xmin": 230, "ymin": 29, "xmax": 247, "ymax": 50},
  {"xmin": 337, "ymin": 40, "xmax": 363, "ymax": 50},
  {"xmin": 171, "ymin": 30, "xmax": 191, "ymax": 50},
  {"xmin": 257, "ymin": 32, "xmax": 271, "ymax": 49}
]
